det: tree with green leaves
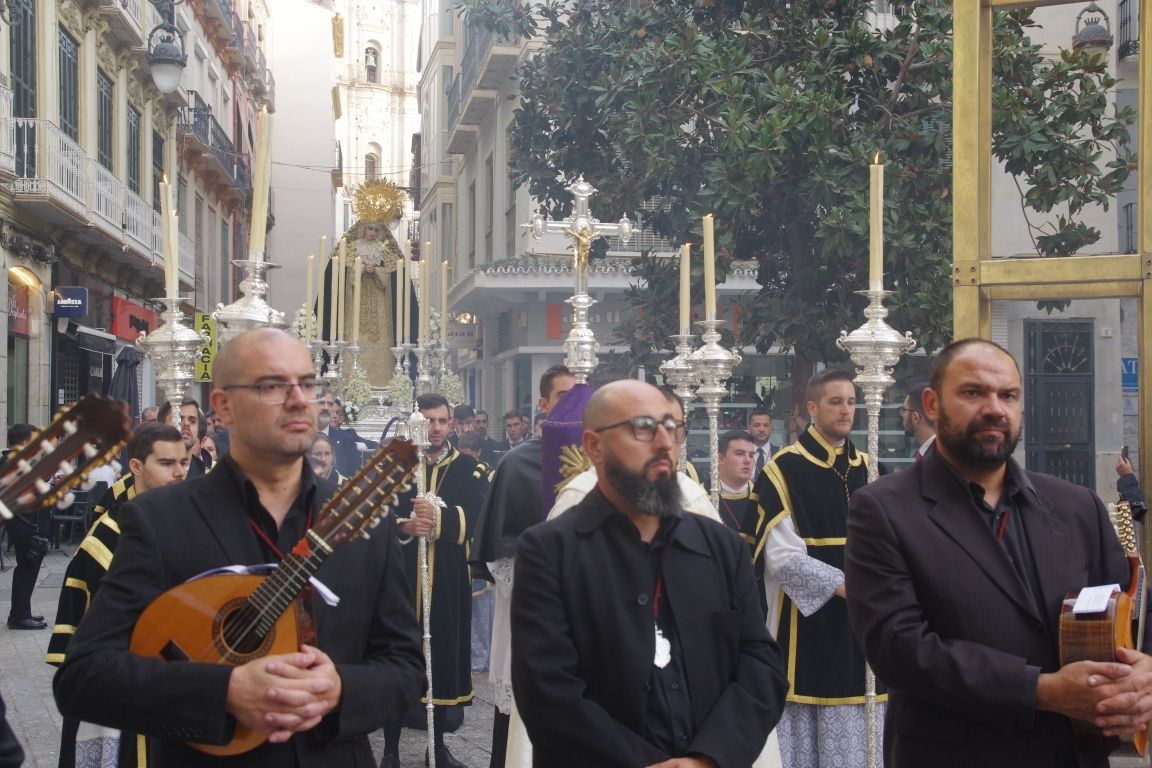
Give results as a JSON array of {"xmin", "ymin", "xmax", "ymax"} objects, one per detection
[{"xmin": 461, "ymin": 0, "xmax": 1133, "ymax": 404}]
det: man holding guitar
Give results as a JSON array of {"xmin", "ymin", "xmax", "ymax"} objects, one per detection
[
  {"xmin": 846, "ymin": 339, "xmax": 1152, "ymax": 768},
  {"xmin": 54, "ymin": 328, "xmax": 425, "ymax": 767}
]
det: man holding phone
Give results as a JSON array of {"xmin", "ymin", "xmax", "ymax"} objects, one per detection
[{"xmin": 1117, "ymin": 444, "xmax": 1147, "ymax": 524}]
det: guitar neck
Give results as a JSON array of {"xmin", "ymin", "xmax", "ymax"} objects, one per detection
[{"xmin": 246, "ymin": 531, "xmax": 332, "ymax": 635}]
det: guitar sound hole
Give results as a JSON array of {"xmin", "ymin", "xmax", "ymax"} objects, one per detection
[{"xmin": 218, "ymin": 603, "xmax": 269, "ymax": 657}]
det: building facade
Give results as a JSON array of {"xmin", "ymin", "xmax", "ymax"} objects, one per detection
[{"xmin": 0, "ymin": 0, "xmax": 274, "ymax": 432}]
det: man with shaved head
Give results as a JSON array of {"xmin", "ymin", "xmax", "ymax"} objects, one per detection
[
  {"xmin": 511, "ymin": 380, "xmax": 787, "ymax": 767},
  {"xmin": 55, "ymin": 328, "xmax": 424, "ymax": 767}
]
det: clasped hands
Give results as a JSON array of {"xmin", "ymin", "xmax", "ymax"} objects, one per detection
[
  {"xmin": 399, "ymin": 496, "xmax": 439, "ymax": 540},
  {"xmin": 1038, "ymin": 647, "xmax": 1152, "ymax": 736},
  {"xmin": 226, "ymin": 644, "xmax": 342, "ymax": 743}
]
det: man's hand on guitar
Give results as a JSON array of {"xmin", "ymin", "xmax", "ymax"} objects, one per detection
[
  {"xmin": 226, "ymin": 646, "xmax": 343, "ymax": 743},
  {"xmin": 1089, "ymin": 647, "xmax": 1152, "ymax": 736},
  {"xmin": 1036, "ymin": 659, "xmax": 1136, "ymax": 724}
]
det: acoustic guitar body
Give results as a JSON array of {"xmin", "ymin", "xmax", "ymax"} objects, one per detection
[
  {"xmin": 1059, "ymin": 574, "xmax": 1147, "ymax": 756},
  {"xmin": 129, "ymin": 573, "xmax": 312, "ymax": 756}
]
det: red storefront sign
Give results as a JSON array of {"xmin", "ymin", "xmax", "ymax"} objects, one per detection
[{"xmin": 109, "ymin": 297, "xmax": 157, "ymax": 341}]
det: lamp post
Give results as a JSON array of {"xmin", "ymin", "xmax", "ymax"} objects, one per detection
[
  {"xmin": 1072, "ymin": 2, "xmax": 1114, "ymax": 59},
  {"xmin": 146, "ymin": 1, "xmax": 187, "ymax": 94}
]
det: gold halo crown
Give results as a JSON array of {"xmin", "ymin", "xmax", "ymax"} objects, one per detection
[{"xmin": 351, "ymin": 180, "xmax": 405, "ymax": 224}]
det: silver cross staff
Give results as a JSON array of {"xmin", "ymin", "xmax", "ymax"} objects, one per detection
[{"xmin": 526, "ymin": 177, "xmax": 634, "ymax": 383}]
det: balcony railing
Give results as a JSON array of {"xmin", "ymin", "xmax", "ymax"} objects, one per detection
[
  {"xmin": 181, "ymin": 90, "xmax": 247, "ymax": 188},
  {"xmin": 11, "ymin": 118, "xmax": 87, "ymax": 214},
  {"xmin": 1118, "ymin": 0, "xmax": 1140, "ymax": 60},
  {"xmin": 0, "ymin": 84, "xmax": 13, "ymax": 177},
  {"xmin": 87, "ymin": 158, "xmax": 126, "ymax": 238},
  {"xmin": 125, "ymin": 189, "xmax": 153, "ymax": 254},
  {"xmin": 179, "ymin": 232, "xmax": 194, "ymax": 282}
]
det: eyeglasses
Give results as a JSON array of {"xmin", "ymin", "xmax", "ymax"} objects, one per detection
[
  {"xmin": 899, "ymin": 408, "xmax": 917, "ymax": 416},
  {"xmin": 594, "ymin": 416, "xmax": 687, "ymax": 443},
  {"xmin": 222, "ymin": 380, "xmax": 319, "ymax": 405}
]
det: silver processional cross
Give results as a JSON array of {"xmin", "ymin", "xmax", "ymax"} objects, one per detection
[{"xmin": 526, "ymin": 177, "xmax": 633, "ymax": 383}]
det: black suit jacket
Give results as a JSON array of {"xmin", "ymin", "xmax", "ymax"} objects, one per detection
[
  {"xmin": 325, "ymin": 428, "xmax": 362, "ymax": 477},
  {"xmin": 511, "ymin": 490, "xmax": 787, "ymax": 767},
  {"xmin": 54, "ymin": 460, "xmax": 424, "ymax": 767},
  {"xmin": 845, "ymin": 451, "xmax": 1144, "ymax": 768}
]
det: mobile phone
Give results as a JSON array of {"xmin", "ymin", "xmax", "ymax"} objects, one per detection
[{"xmin": 1122, "ymin": 445, "xmax": 1130, "ymax": 461}]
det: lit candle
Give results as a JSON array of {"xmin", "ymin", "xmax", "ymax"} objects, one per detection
[
  {"xmin": 351, "ymin": 256, "xmax": 363, "ymax": 344},
  {"xmin": 336, "ymin": 239, "xmax": 347, "ymax": 341},
  {"xmin": 328, "ymin": 253, "xmax": 338, "ymax": 344},
  {"xmin": 702, "ymin": 214, "xmax": 716, "ymax": 321},
  {"xmin": 305, "ymin": 254, "xmax": 314, "ymax": 342},
  {"xmin": 168, "ymin": 210, "xmax": 180, "ymax": 300},
  {"xmin": 869, "ymin": 152, "xmax": 884, "ymax": 292},
  {"xmin": 679, "ymin": 242, "xmax": 691, "ymax": 335},
  {"xmin": 317, "ymin": 236, "xmax": 327, "ymax": 340},
  {"xmin": 394, "ymin": 249, "xmax": 404, "ymax": 346},
  {"xmin": 248, "ymin": 107, "xmax": 272, "ymax": 259},
  {"xmin": 440, "ymin": 259, "xmax": 448, "ymax": 343}
]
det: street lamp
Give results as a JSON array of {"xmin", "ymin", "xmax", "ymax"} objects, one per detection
[
  {"xmin": 146, "ymin": 0, "xmax": 187, "ymax": 94},
  {"xmin": 1072, "ymin": 2, "xmax": 1114, "ymax": 59}
]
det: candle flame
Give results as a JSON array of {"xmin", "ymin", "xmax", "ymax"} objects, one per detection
[
  {"xmin": 873, "ymin": 151, "xmax": 882, "ymax": 164},
  {"xmin": 161, "ymin": 172, "xmax": 168, "ymax": 184}
]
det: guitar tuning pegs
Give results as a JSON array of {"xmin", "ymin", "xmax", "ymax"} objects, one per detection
[
  {"xmin": 79, "ymin": 475, "xmax": 96, "ymax": 491},
  {"xmin": 110, "ymin": 460, "xmax": 122, "ymax": 476},
  {"xmin": 34, "ymin": 479, "xmax": 51, "ymax": 495},
  {"xmin": 56, "ymin": 492, "xmax": 75, "ymax": 510},
  {"xmin": 361, "ymin": 531, "xmax": 370, "ymax": 540},
  {"xmin": 58, "ymin": 461, "xmax": 75, "ymax": 477},
  {"xmin": 61, "ymin": 420, "xmax": 78, "ymax": 436},
  {"xmin": 82, "ymin": 444, "xmax": 99, "ymax": 460}
]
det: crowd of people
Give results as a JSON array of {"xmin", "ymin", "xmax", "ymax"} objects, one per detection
[{"xmin": 0, "ymin": 332, "xmax": 1149, "ymax": 768}]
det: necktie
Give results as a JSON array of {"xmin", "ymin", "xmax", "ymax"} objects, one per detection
[{"xmin": 755, "ymin": 448, "xmax": 766, "ymax": 475}]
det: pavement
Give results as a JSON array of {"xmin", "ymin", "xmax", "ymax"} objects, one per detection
[
  {"xmin": 0, "ymin": 540, "xmax": 495, "ymax": 768},
  {"xmin": 0, "ymin": 540, "xmax": 1148, "ymax": 768}
]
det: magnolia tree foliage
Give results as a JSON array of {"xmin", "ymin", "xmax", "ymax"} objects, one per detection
[{"xmin": 460, "ymin": 0, "xmax": 1133, "ymax": 391}]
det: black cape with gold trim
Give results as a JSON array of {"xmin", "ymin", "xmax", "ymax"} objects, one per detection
[
  {"xmin": 395, "ymin": 446, "xmax": 490, "ymax": 703},
  {"xmin": 753, "ymin": 425, "xmax": 886, "ymax": 704}
]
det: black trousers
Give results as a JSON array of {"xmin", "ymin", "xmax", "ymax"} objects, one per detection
[{"xmin": 7, "ymin": 512, "xmax": 47, "ymax": 622}]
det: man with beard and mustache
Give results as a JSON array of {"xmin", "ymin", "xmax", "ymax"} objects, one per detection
[
  {"xmin": 845, "ymin": 338, "xmax": 1152, "ymax": 768},
  {"xmin": 751, "ymin": 369, "xmax": 880, "ymax": 768},
  {"xmin": 901, "ymin": 380, "xmax": 936, "ymax": 461},
  {"xmin": 511, "ymin": 380, "xmax": 787, "ymax": 767}
]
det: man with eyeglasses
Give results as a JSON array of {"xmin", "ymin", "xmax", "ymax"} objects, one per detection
[
  {"xmin": 55, "ymin": 328, "xmax": 424, "ymax": 768},
  {"xmin": 751, "ymin": 369, "xmax": 881, "ymax": 768},
  {"xmin": 511, "ymin": 380, "xmax": 787, "ymax": 768}
]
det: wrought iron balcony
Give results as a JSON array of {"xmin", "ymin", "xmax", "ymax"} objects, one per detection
[
  {"xmin": 0, "ymin": 84, "xmax": 13, "ymax": 180},
  {"xmin": 446, "ymin": 26, "xmax": 520, "ymax": 153},
  {"xmin": 179, "ymin": 90, "xmax": 248, "ymax": 191},
  {"xmin": 99, "ymin": 0, "xmax": 144, "ymax": 48},
  {"xmin": 1118, "ymin": 0, "xmax": 1140, "ymax": 60}
]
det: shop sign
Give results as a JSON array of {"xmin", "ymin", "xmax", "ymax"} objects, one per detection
[
  {"xmin": 195, "ymin": 313, "xmax": 216, "ymax": 382},
  {"xmin": 7, "ymin": 285, "xmax": 28, "ymax": 336},
  {"xmin": 52, "ymin": 286, "xmax": 88, "ymax": 318},
  {"xmin": 109, "ymin": 297, "xmax": 158, "ymax": 341}
]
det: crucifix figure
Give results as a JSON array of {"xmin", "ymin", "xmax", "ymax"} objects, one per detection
[
  {"xmin": 526, "ymin": 177, "xmax": 633, "ymax": 382},
  {"xmin": 528, "ymin": 177, "xmax": 633, "ymax": 295}
]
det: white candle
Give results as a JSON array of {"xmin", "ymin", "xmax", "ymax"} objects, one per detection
[
  {"xmin": 420, "ymin": 242, "xmax": 431, "ymax": 343},
  {"xmin": 159, "ymin": 179, "xmax": 178, "ymax": 300},
  {"xmin": 248, "ymin": 107, "xmax": 272, "ymax": 258},
  {"xmin": 869, "ymin": 154, "xmax": 884, "ymax": 292},
  {"xmin": 317, "ymin": 236, "xmax": 327, "ymax": 340},
  {"xmin": 396, "ymin": 247, "xmax": 406, "ymax": 345},
  {"xmin": 679, "ymin": 242, "xmax": 691, "ymax": 335},
  {"xmin": 702, "ymin": 214, "xmax": 716, "ymax": 321},
  {"xmin": 328, "ymin": 253, "xmax": 338, "ymax": 344},
  {"xmin": 336, "ymin": 239, "xmax": 347, "ymax": 341},
  {"xmin": 351, "ymin": 256, "xmax": 362, "ymax": 344},
  {"xmin": 440, "ymin": 259, "xmax": 448, "ymax": 343},
  {"xmin": 305, "ymin": 254, "xmax": 314, "ymax": 342}
]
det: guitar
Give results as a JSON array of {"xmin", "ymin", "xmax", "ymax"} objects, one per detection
[
  {"xmin": 1058, "ymin": 499, "xmax": 1147, "ymax": 756},
  {"xmin": 129, "ymin": 437, "xmax": 418, "ymax": 756},
  {"xmin": 0, "ymin": 394, "xmax": 131, "ymax": 522}
]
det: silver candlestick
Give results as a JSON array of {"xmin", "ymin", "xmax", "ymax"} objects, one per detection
[
  {"xmin": 688, "ymin": 320, "xmax": 741, "ymax": 510},
  {"xmin": 212, "ymin": 256, "xmax": 288, "ymax": 344},
  {"xmin": 139, "ymin": 297, "xmax": 204, "ymax": 407},
  {"xmin": 660, "ymin": 332, "xmax": 698, "ymax": 472},
  {"xmin": 414, "ymin": 342, "xmax": 434, "ymax": 396},
  {"xmin": 322, "ymin": 340, "xmax": 347, "ymax": 396},
  {"xmin": 835, "ymin": 288, "xmax": 916, "ymax": 768},
  {"xmin": 404, "ymin": 409, "xmax": 438, "ymax": 768}
]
